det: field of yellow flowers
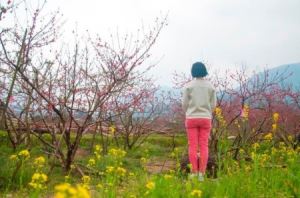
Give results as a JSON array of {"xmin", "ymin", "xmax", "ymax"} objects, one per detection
[{"xmin": 0, "ymin": 129, "xmax": 299, "ymax": 198}]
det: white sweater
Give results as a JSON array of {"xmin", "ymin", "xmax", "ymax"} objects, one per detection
[{"xmin": 182, "ymin": 78, "xmax": 217, "ymax": 119}]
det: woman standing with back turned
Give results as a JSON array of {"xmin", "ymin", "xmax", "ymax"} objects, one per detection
[{"xmin": 182, "ymin": 62, "xmax": 216, "ymax": 181}]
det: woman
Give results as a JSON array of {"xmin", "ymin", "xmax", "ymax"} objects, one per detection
[{"xmin": 182, "ymin": 62, "xmax": 216, "ymax": 181}]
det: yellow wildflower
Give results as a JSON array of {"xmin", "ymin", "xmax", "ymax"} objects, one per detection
[
  {"xmin": 76, "ymin": 185, "xmax": 90, "ymax": 198},
  {"xmin": 146, "ymin": 181, "xmax": 155, "ymax": 190},
  {"xmin": 109, "ymin": 125, "xmax": 116, "ymax": 134},
  {"xmin": 34, "ymin": 156, "xmax": 46, "ymax": 167},
  {"xmin": 187, "ymin": 163, "xmax": 192, "ymax": 171},
  {"xmin": 29, "ymin": 173, "xmax": 48, "ymax": 190},
  {"xmin": 245, "ymin": 165, "xmax": 251, "ymax": 172},
  {"xmin": 259, "ymin": 154, "xmax": 270, "ymax": 164},
  {"xmin": 252, "ymin": 143, "xmax": 260, "ymax": 150},
  {"xmin": 55, "ymin": 183, "xmax": 72, "ymax": 192},
  {"xmin": 108, "ymin": 148, "xmax": 126, "ymax": 158},
  {"xmin": 140, "ymin": 157, "xmax": 147, "ymax": 163},
  {"xmin": 18, "ymin": 149, "xmax": 30, "ymax": 159},
  {"xmin": 164, "ymin": 174, "xmax": 173, "ymax": 179},
  {"xmin": 239, "ymin": 148, "xmax": 245, "ymax": 154},
  {"xmin": 273, "ymin": 112, "xmax": 279, "ymax": 123},
  {"xmin": 271, "ymin": 147, "xmax": 277, "ymax": 156},
  {"xmin": 116, "ymin": 167, "xmax": 127, "ymax": 177},
  {"xmin": 54, "ymin": 183, "xmax": 90, "ymax": 198},
  {"xmin": 215, "ymin": 107, "xmax": 222, "ymax": 116},
  {"xmin": 87, "ymin": 158, "xmax": 96, "ymax": 167},
  {"xmin": 287, "ymin": 135, "xmax": 293, "ymax": 142},
  {"xmin": 190, "ymin": 189, "xmax": 202, "ymax": 197},
  {"xmin": 287, "ymin": 149, "xmax": 294, "ymax": 156},
  {"xmin": 81, "ymin": 175, "xmax": 90, "ymax": 185},
  {"xmin": 95, "ymin": 145, "xmax": 102, "ymax": 152},
  {"xmin": 272, "ymin": 124, "xmax": 277, "ymax": 132},
  {"xmin": 264, "ymin": 133, "xmax": 273, "ymax": 140},
  {"xmin": 9, "ymin": 154, "xmax": 18, "ymax": 161},
  {"xmin": 106, "ymin": 166, "xmax": 114, "ymax": 173}
]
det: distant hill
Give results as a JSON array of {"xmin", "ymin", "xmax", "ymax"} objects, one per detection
[
  {"xmin": 264, "ymin": 63, "xmax": 300, "ymax": 90},
  {"xmin": 157, "ymin": 63, "xmax": 300, "ymax": 97}
]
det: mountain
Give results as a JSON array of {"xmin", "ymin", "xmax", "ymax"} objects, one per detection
[
  {"xmin": 157, "ymin": 63, "xmax": 300, "ymax": 98},
  {"xmin": 264, "ymin": 63, "xmax": 300, "ymax": 90}
]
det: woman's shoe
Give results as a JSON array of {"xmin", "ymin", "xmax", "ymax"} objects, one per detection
[
  {"xmin": 198, "ymin": 173, "xmax": 204, "ymax": 182},
  {"xmin": 188, "ymin": 173, "xmax": 198, "ymax": 180}
]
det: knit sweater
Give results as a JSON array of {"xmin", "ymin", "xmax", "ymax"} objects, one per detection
[{"xmin": 182, "ymin": 78, "xmax": 217, "ymax": 119}]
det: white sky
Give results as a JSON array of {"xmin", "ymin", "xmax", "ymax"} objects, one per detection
[{"xmin": 44, "ymin": 0, "xmax": 300, "ymax": 86}]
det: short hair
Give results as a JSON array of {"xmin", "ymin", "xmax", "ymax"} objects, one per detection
[{"xmin": 191, "ymin": 62, "xmax": 208, "ymax": 78}]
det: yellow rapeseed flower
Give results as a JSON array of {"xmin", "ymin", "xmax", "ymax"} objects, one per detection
[
  {"xmin": 239, "ymin": 148, "xmax": 245, "ymax": 154},
  {"xmin": 252, "ymin": 143, "xmax": 260, "ymax": 150},
  {"xmin": 106, "ymin": 166, "xmax": 114, "ymax": 173},
  {"xmin": 76, "ymin": 185, "xmax": 90, "ymax": 198},
  {"xmin": 29, "ymin": 173, "xmax": 48, "ymax": 190},
  {"xmin": 95, "ymin": 145, "xmax": 102, "ymax": 152},
  {"xmin": 140, "ymin": 157, "xmax": 147, "ymax": 163},
  {"xmin": 146, "ymin": 181, "xmax": 155, "ymax": 190},
  {"xmin": 287, "ymin": 149, "xmax": 294, "ymax": 156},
  {"xmin": 109, "ymin": 125, "xmax": 116, "ymax": 134},
  {"xmin": 273, "ymin": 112, "xmax": 279, "ymax": 123},
  {"xmin": 272, "ymin": 124, "xmax": 277, "ymax": 132},
  {"xmin": 81, "ymin": 175, "xmax": 90, "ymax": 185},
  {"xmin": 190, "ymin": 189, "xmax": 202, "ymax": 197},
  {"xmin": 34, "ymin": 156, "xmax": 46, "ymax": 167},
  {"xmin": 116, "ymin": 167, "xmax": 127, "ymax": 177},
  {"xmin": 271, "ymin": 147, "xmax": 277, "ymax": 156},
  {"xmin": 164, "ymin": 174, "xmax": 173, "ymax": 179},
  {"xmin": 187, "ymin": 163, "xmax": 192, "ymax": 171},
  {"xmin": 18, "ymin": 149, "xmax": 30, "ymax": 159},
  {"xmin": 215, "ymin": 107, "xmax": 222, "ymax": 116},
  {"xmin": 87, "ymin": 158, "xmax": 96, "ymax": 167},
  {"xmin": 264, "ymin": 133, "xmax": 273, "ymax": 140},
  {"xmin": 108, "ymin": 148, "xmax": 126, "ymax": 158},
  {"xmin": 54, "ymin": 183, "xmax": 90, "ymax": 198},
  {"xmin": 245, "ymin": 165, "xmax": 251, "ymax": 172},
  {"xmin": 9, "ymin": 154, "xmax": 18, "ymax": 161},
  {"xmin": 259, "ymin": 154, "xmax": 270, "ymax": 164}
]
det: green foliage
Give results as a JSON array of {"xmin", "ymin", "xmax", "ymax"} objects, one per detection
[{"xmin": 0, "ymin": 132, "xmax": 299, "ymax": 197}]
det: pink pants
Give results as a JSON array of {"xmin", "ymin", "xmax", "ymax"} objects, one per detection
[{"xmin": 185, "ymin": 118, "xmax": 212, "ymax": 174}]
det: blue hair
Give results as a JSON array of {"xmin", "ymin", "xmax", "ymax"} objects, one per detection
[{"xmin": 191, "ymin": 62, "xmax": 208, "ymax": 78}]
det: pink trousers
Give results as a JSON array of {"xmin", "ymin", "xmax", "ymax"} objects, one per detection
[{"xmin": 185, "ymin": 118, "xmax": 212, "ymax": 174}]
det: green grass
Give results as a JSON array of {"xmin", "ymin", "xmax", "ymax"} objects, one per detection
[{"xmin": 0, "ymin": 130, "xmax": 299, "ymax": 198}]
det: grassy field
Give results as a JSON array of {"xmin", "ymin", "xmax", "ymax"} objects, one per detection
[{"xmin": 0, "ymin": 130, "xmax": 299, "ymax": 198}]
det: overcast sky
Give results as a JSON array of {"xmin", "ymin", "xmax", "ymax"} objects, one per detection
[{"xmin": 47, "ymin": 0, "xmax": 300, "ymax": 86}]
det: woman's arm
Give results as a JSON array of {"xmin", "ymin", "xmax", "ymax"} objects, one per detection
[
  {"xmin": 182, "ymin": 87, "xmax": 189, "ymax": 113},
  {"xmin": 210, "ymin": 89, "xmax": 217, "ymax": 111}
]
